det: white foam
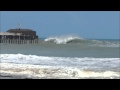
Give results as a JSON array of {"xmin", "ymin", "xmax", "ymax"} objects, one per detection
[
  {"xmin": 44, "ymin": 35, "xmax": 83, "ymax": 44},
  {"xmin": 0, "ymin": 54, "xmax": 119, "ymax": 70},
  {"xmin": 1, "ymin": 63, "xmax": 119, "ymax": 79},
  {"xmin": 91, "ymin": 40, "xmax": 120, "ymax": 47}
]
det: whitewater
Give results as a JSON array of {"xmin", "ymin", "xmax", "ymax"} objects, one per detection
[{"xmin": 0, "ymin": 35, "xmax": 120, "ymax": 79}]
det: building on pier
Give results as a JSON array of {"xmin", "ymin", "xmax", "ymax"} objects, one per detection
[{"xmin": 0, "ymin": 23, "xmax": 39, "ymax": 44}]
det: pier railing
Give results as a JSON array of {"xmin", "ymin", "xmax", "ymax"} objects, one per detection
[{"xmin": 0, "ymin": 33, "xmax": 38, "ymax": 44}]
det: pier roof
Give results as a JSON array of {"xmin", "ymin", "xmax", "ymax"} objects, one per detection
[
  {"xmin": 7, "ymin": 29, "xmax": 36, "ymax": 36},
  {"xmin": 7, "ymin": 29, "xmax": 33, "ymax": 32}
]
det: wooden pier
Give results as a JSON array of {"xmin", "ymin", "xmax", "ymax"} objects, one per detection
[{"xmin": 0, "ymin": 29, "xmax": 39, "ymax": 44}]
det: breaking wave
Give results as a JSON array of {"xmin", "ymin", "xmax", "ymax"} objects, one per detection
[
  {"xmin": 44, "ymin": 35, "xmax": 84, "ymax": 44},
  {"xmin": 44, "ymin": 35, "xmax": 119, "ymax": 47},
  {"xmin": 1, "ymin": 54, "xmax": 119, "ymax": 67}
]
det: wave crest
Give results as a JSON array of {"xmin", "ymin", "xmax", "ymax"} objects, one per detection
[{"xmin": 44, "ymin": 35, "xmax": 84, "ymax": 44}]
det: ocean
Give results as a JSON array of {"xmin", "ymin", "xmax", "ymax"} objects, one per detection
[{"xmin": 0, "ymin": 35, "xmax": 120, "ymax": 79}]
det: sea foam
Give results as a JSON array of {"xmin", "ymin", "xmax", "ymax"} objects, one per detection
[
  {"xmin": 1, "ymin": 63, "xmax": 119, "ymax": 79},
  {"xmin": 0, "ymin": 54, "xmax": 119, "ymax": 73}
]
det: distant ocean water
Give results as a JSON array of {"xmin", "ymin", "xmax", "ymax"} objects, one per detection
[{"xmin": 0, "ymin": 35, "xmax": 120, "ymax": 79}]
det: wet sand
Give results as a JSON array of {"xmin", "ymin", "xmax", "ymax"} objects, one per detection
[{"xmin": 0, "ymin": 73, "xmax": 32, "ymax": 79}]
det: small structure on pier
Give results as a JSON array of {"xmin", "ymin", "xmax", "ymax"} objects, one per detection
[{"xmin": 0, "ymin": 23, "xmax": 39, "ymax": 44}]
